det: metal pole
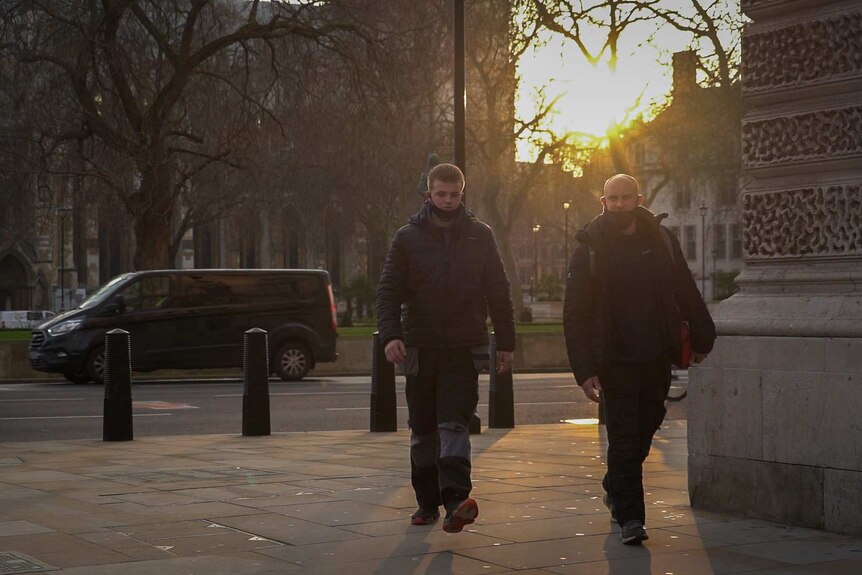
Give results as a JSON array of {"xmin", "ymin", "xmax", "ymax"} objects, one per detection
[
  {"xmin": 59, "ymin": 210, "xmax": 65, "ymax": 311},
  {"xmin": 454, "ymin": 0, "xmax": 466, "ymax": 182},
  {"xmin": 564, "ymin": 203, "xmax": 570, "ymax": 272},
  {"xmin": 700, "ymin": 206, "xmax": 707, "ymax": 296}
]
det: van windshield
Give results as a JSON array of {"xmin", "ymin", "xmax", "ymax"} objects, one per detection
[{"xmin": 78, "ymin": 274, "xmax": 133, "ymax": 310}]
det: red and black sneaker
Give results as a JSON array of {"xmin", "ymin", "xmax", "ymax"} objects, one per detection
[
  {"xmin": 442, "ymin": 498, "xmax": 479, "ymax": 533},
  {"xmin": 410, "ymin": 507, "xmax": 440, "ymax": 526}
]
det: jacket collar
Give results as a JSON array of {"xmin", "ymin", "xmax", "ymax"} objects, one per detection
[{"xmin": 575, "ymin": 205, "xmax": 668, "ymax": 246}]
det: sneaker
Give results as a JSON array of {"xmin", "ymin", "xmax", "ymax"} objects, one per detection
[
  {"xmin": 602, "ymin": 493, "xmax": 619, "ymax": 525},
  {"xmin": 410, "ymin": 507, "xmax": 440, "ymax": 526},
  {"xmin": 619, "ymin": 520, "xmax": 648, "ymax": 545},
  {"xmin": 442, "ymin": 498, "xmax": 479, "ymax": 533}
]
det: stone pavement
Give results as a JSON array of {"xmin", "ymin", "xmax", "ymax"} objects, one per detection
[{"xmin": 1, "ymin": 421, "xmax": 861, "ymax": 574}]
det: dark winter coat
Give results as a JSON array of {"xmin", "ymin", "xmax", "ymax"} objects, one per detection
[
  {"xmin": 376, "ymin": 202, "xmax": 515, "ymax": 352},
  {"xmin": 563, "ymin": 206, "xmax": 716, "ymax": 385}
]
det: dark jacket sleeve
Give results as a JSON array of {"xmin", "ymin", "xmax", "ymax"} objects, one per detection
[
  {"xmin": 563, "ymin": 241, "xmax": 597, "ymax": 385},
  {"xmin": 375, "ymin": 232, "xmax": 407, "ymax": 347},
  {"xmin": 666, "ymin": 228, "xmax": 716, "ymax": 354},
  {"xmin": 481, "ymin": 227, "xmax": 516, "ymax": 351}
]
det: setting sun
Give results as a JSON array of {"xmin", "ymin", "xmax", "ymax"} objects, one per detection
[{"xmin": 516, "ymin": 19, "xmax": 707, "ymax": 161}]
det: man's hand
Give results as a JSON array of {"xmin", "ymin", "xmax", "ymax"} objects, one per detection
[
  {"xmin": 384, "ymin": 339, "xmax": 407, "ymax": 364},
  {"xmin": 692, "ymin": 352, "xmax": 708, "ymax": 364},
  {"xmin": 581, "ymin": 375, "xmax": 602, "ymax": 403},
  {"xmin": 497, "ymin": 351, "xmax": 513, "ymax": 374}
]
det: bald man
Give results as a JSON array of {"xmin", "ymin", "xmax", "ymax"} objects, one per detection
[{"xmin": 563, "ymin": 174, "xmax": 715, "ymax": 545}]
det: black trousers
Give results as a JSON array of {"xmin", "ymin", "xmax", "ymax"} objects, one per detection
[
  {"xmin": 600, "ymin": 359, "xmax": 671, "ymax": 525},
  {"xmin": 405, "ymin": 347, "xmax": 479, "ymax": 513}
]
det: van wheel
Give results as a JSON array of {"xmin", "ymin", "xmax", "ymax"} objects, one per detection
[
  {"xmin": 63, "ymin": 371, "xmax": 91, "ymax": 384},
  {"xmin": 86, "ymin": 346, "xmax": 106, "ymax": 385},
  {"xmin": 274, "ymin": 342, "xmax": 310, "ymax": 381}
]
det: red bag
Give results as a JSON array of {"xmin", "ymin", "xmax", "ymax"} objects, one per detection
[{"xmin": 677, "ymin": 321, "xmax": 691, "ymax": 369}]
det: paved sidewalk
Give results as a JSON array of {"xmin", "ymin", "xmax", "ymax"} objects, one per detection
[{"xmin": 1, "ymin": 421, "xmax": 860, "ymax": 574}]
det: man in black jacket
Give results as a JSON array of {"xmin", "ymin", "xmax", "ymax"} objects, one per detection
[
  {"xmin": 564, "ymin": 174, "xmax": 715, "ymax": 545},
  {"xmin": 377, "ymin": 163, "xmax": 515, "ymax": 533}
]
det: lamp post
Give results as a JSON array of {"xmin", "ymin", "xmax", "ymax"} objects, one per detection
[
  {"xmin": 532, "ymin": 224, "xmax": 541, "ymax": 303},
  {"xmin": 699, "ymin": 203, "xmax": 708, "ymax": 298},
  {"xmin": 58, "ymin": 204, "xmax": 73, "ymax": 311},
  {"xmin": 563, "ymin": 201, "xmax": 572, "ymax": 275}
]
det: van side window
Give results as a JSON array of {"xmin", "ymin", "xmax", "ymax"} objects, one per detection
[
  {"xmin": 238, "ymin": 274, "xmax": 323, "ymax": 304},
  {"xmin": 120, "ymin": 276, "xmax": 172, "ymax": 311},
  {"xmin": 179, "ymin": 276, "xmax": 233, "ymax": 307}
]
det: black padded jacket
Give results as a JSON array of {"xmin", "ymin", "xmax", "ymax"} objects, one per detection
[
  {"xmin": 376, "ymin": 202, "xmax": 515, "ymax": 352},
  {"xmin": 563, "ymin": 206, "xmax": 716, "ymax": 385}
]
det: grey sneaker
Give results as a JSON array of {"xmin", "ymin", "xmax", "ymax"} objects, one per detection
[
  {"xmin": 602, "ymin": 494, "xmax": 619, "ymax": 525},
  {"xmin": 620, "ymin": 520, "xmax": 648, "ymax": 545}
]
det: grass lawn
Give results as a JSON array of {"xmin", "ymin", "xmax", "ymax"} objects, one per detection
[
  {"xmin": 0, "ymin": 330, "xmax": 31, "ymax": 341},
  {"xmin": 338, "ymin": 323, "xmax": 562, "ymax": 337}
]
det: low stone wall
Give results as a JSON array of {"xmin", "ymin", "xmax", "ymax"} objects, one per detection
[{"xmin": 0, "ymin": 332, "xmax": 570, "ymax": 381}]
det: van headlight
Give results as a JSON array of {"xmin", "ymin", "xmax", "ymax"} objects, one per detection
[{"xmin": 48, "ymin": 319, "xmax": 83, "ymax": 336}]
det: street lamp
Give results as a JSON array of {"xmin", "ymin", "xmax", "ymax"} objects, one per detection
[
  {"xmin": 699, "ymin": 203, "xmax": 708, "ymax": 298},
  {"xmin": 563, "ymin": 201, "xmax": 571, "ymax": 274},
  {"xmin": 532, "ymin": 224, "xmax": 541, "ymax": 303},
  {"xmin": 58, "ymin": 204, "xmax": 73, "ymax": 311}
]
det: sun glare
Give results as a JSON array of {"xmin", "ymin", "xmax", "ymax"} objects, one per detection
[{"xmin": 516, "ymin": 22, "xmax": 696, "ymax": 162}]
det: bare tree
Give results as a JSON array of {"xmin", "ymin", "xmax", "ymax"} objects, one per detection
[{"xmin": 2, "ymin": 0, "xmax": 364, "ymax": 270}]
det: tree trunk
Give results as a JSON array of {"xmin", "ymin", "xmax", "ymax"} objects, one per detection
[{"xmin": 131, "ymin": 156, "xmax": 175, "ymax": 270}]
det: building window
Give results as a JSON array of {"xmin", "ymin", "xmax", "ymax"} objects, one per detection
[
  {"xmin": 674, "ymin": 178, "xmax": 691, "ymax": 210},
  {"xmin": 684, "ymin": 225, "xmax": 697, "ymax": 261},
  {"xmin": 730, "ymin": 223, "xmax": 743, "ymax": 259},
  {"xmin": 713, "ymin": 223, "xmax": 726, "ymax": 260},
  {"xmin": 718, "ymin": 174, "xmax": 737, "ymax": 206}
]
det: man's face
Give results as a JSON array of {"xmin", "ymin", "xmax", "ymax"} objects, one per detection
[
  {"xmin": 601, "ymin": 180, "xmax": 642, "ymax": 212},
  {"xmin": 426, "ymin": 180, "xmax": 463, "ymax": 211}
]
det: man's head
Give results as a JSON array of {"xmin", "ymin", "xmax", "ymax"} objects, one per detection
[
  {"xmin": 600, "ymin": 174, "xmax": 642, "ymax": 232},
  {"xmin": 426, "ymin": 163, "xmax": 465, "ymax": 218}
]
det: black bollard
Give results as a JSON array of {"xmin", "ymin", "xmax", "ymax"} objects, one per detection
[
  {"xmin": 103, "ymin": 329, "xmax": 133, "ymax": 441},
  {"xmin": 370, "ymin": 331, "xmax": 397, "ymax": 432},
  {"xmin": 242, "ymin": 328, "xmax": 271, "ymax": 436},
  {"xmin": 488, "ymin": 332, "xmax": 515, "ymax": 428},
  {"xmin": 598, "ymin": 394, "xmax": 606, "ymax": 425},
  {"xmin": 469, "ymin": 413, "xmax": 481, "ymax": 435}
]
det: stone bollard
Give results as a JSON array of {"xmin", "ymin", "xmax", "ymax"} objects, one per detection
[
  {"xmin": 370, "ymin": 331, "xmax": 397, "ymax": 432},
  {"xmin": 488, "ymin": 332, "xmax": 514, "ymax": 429},
  {"xmin": 242, "ymin": 328, "xmax": 271, "ymax": 436},
  {"xmin": 103, "ymin": 329, "xmax": 133, "ymax": 441}
]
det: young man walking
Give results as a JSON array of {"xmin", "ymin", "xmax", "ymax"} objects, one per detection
[
  {"xmin": 376, "ymin": 163, "xmax": 515, "ymax": 533},
  {"xmin": 564, "ymin": 174, "xmax": 715, "ymax": 544}
]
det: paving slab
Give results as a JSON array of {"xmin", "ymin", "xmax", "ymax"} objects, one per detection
[{"xmin": 1, "ymin": 422, "xmax": 861, "ymax": 574}]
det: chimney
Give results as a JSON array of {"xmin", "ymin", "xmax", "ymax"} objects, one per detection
[{"xmin": 672, "ymin": 51, "xmax": 698, "ymax": 97}]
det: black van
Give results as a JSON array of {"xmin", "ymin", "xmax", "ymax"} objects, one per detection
[{"xmin": 29, "ymin": 269, "xmax": 338, "ymax": 384}]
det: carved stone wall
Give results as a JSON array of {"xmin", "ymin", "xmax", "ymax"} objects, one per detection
[
  {"xmin": 742, "ymin": 12, "xmax": 862, "ymax": 92},
  {"xmin": 743, "ymin": 186, "xmax": 862, "ymax": 258},
  {"xmin": 691, "ymin": 0, "xmax": 862, "ymax": 538},
  {"xmin": 742, "ymin": 107, "xmax": 862, "ymax": 168}
]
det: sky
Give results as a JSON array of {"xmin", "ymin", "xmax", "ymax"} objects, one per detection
[{"xmin": 515, "ymin": 5, "xmax": 727, "ymax": 161}]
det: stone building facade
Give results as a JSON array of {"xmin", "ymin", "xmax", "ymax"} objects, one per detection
[{"xmin": 688, "ymin": 0, "xmax": 862, "ymax": 535}]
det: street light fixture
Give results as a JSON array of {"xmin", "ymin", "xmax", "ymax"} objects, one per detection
[
  {"xmin": 563, "ymin": 201, "xmax": 571, "ymax": 274},
  {"xmin": 699, "ymin": 202, "xmax": 708, "ymax": 298},
  {"xmin": 532, "ymin": 224, "xmax": 541, "ymax": 303}
]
